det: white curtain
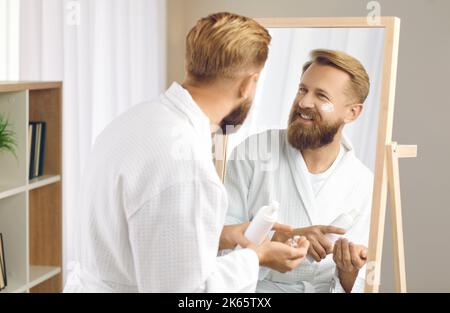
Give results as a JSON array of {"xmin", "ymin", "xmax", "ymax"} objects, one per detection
[
  {"xmin": 19, "ymin": 0, "xmax": 167, "ymax": 283},
  {"xmin": 228, "ymin": 28, "xmax": 385, "ymax": 171},
  {"xmin": 0, "ymin": 0, "xmax": 20, "ymax": 80}
]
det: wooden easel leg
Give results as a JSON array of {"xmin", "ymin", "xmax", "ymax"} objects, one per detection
[
  {"xmin": 365, "ymin": 158, "xmax": 389, "ymax": 292},
  {"xmin": 213, "ymin": 134, "xmax": 228, "ymax": 183},
  {"xmin": 386, "ymin": 143, "xmax": 407, "ymax": 292}
]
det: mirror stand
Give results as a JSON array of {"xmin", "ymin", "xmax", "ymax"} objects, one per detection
[
  {"xmin": 366, "ymin": 142, "xmax": 418, "ymax": 292},
  {"xmin": 387, "ymin": 142, "xmax": 417, "ymax": 292}
]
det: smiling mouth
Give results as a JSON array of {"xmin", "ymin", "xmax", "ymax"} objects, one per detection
[{"xmin": 300, "ymin": 113, "xmax": 314, "ymax": 121}]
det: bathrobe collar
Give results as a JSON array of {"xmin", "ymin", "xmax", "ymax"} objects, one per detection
[
  {"xmin": 285, "ymin": 133, "xmax": 358, "ymax": 225},
  {"xmin": 163, "ymin": 82, "xmax": 213, "ymax": 152}
]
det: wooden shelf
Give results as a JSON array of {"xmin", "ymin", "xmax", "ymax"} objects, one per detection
[
  {"xmin": 0, "ymin": 278, "xmax": 28, "ymax": 294},
  {"xmin": 0, "ymin": 82, "xmax": 63, "ymax": 293},
  {"xmin": 29, "ymin": 266, "xmax": 61, "ymax": 290},
  {"xmin": 0, "ymin": 175, "xmax": 61, "ymax": 200},
  {"xmin": 0, "ymin": 81, "xmax": 62, "ymax": 92},
  {"xmin": 0, "ymin": 184, "xmax": 27, "ymax": 201},
  {"xmin": 29, "ymin": 175, "xmax": 61, "ymax": 191},
  {"xmin": 0, "ymin": 266, "xmax": 61, "ymax": 293}
]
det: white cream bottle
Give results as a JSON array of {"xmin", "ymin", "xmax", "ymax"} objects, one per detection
[
  {"xmin": 306, "ymin": 208, "xmax": 360, "ymax": 263},
  {"xmin": 325, "ymin": 208, "xmax": 360, "ymax": 244},
  {"xmin": 244, "ymin": 201, "xmax": 280, "ymax": 245}
]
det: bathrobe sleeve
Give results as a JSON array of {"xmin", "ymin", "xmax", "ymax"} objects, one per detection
[{"xmin": 127, "ymin": 179, "xmax": 259, "ymax": 293}]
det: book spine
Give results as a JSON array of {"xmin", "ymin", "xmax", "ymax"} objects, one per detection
[
  {"xmin": 35, "ymin": 123, "xmax": 41, "ymax": 178},
  {"xmin": 38, "ymin": 122, "xmax": 46, "ymax": 177},
  {"xmin": 29, "ymin": 123, "xmax": 36, "ymax": 180}
]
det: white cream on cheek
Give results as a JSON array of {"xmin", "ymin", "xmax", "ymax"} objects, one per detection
[{"xmin": 320, "ymin": 102, "xmax": 335, "ymax": 113}]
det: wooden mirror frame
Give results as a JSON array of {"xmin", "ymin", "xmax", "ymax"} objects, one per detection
[{"xmin": 215, "ymin": 17, "xmax": 401, "ymax": 293}]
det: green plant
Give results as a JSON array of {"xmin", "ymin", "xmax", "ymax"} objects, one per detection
[{"xmin": 0, "ymin": 114, "xmax": 17, "ymax": 157}]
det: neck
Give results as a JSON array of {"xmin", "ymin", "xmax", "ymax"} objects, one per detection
[
  {"xmin": 181, "ymin": 80, "xmax": 235, "ymax": 129},
  {"xmin": 301, "ymin": 130, "xmax": 343, "ymax": 174}
]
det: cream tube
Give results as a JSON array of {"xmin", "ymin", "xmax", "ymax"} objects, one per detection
[
  {"xmin": 305, "ymin": 208, "xmax": 360, "ymax": 263},
  {"xmin": 244, "ymin": 201, "xmax": 279, "ymax": 245},
  {"xmin": 326, "ymin": 208, "xmax": 360, "ymax": 244}
]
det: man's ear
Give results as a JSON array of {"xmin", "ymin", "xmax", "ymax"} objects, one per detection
[
  {"xmin": 238, "ymin": 72, "xmax": 260, "ymax": 99},
  {"xmin": 344, "ymin": 103, "xmax": 363, "ymax": 123}
]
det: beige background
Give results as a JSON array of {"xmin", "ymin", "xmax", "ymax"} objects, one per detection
[{"xmin": 166, "ymin": 0, "xmax": 450, "ymax": 292}]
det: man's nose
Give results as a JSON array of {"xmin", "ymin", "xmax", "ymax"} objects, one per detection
[{"xmin": 298, "ymin": 97, "xmax": 315, "ymax": 109}]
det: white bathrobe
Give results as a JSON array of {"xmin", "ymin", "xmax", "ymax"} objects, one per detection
[
  {"xmin": 64, "ymin": 82, "xmax": 259, "ymax": 293},
  {"xmin": 224, "ymin": 129, "xmax": 373, "ymax": 293}
]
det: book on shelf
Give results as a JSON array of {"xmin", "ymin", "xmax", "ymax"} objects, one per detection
[
  {"xmin": 35, "ymin": 123, "xmax": 41, "ymax": 178},
  {"xmin": 38, "ymin": 123, "xmax": 46, "ymax": 177},
  {"xmin": 29, "ymin": 122, "xmax": 37, "ymax": 179},
  {"xmin": 0, "ymin": 233, "xmax": 6, "ymax": 291},
  {"xmin": 29, "ymin": 122, "xmax": 47, "ymax": 180},
  {"xmin": 28, "ymin": 124, "xmax": 32, "ymax": 165}
]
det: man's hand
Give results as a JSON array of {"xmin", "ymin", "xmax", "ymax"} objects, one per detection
[
  {"xmin": 273, "ymin": 225, "xmax": 346, "ymax": 262},
  {"xmin": 219, "ymin": 222, "xmax": 293, "ymax": 251},
  {"xmin": 333, "ymin": 238, "xmax": 367, "ymax": 293},
  {"xmin": 219, "ymin": 223, "xmax": 250, "ymax": 250},
  {"xmin": 333, "ymin": 238, "xmax": 367, "ymax": 273},
  {"xmin": 251, "ymin": 236, "xmax": 310, "ymax": 273}
]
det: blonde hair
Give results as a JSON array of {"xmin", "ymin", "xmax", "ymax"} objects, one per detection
[
  {"xmin": 185, "ymin": 12, "xmax": 271, "ymax": 82},
  {"xmin": 302, "ymin": 49, "xmax": 370, "ymax": 103}
]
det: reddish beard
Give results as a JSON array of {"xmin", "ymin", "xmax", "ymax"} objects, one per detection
[
  {"xmin": 220, "ymin": 97, "xmax": 252, "ymax": 135},
  {"xmin": 287, "ymin": 105, "xmax": 343, "ymax": 151}
]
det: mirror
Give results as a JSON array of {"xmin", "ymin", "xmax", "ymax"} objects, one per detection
[{"xmin": 217, "ymin": 17, "xmax": 400, "ymax": 293}]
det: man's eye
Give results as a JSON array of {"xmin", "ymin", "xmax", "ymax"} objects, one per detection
[
  {"xmin": 299, "ymin": 88, "xmax": 307, "ymax": 94},
  {"xmin": 318, "ymin": 93, "xmax": 328, "ymax": 100}
]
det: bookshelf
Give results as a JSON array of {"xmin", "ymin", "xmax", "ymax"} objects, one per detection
[{"xmin": 0, "ymin": 82, "xmax": 62, "ymax": 293}]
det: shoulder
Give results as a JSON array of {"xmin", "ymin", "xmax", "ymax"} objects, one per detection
[
  {"xmin": 96, "ymin": 98, "xmax": 193, "ymax": 148},
  {"xmin": 88, "ymin": 97, "xmax": 219, "ymax": 192},
  {"xmin": 92, "ymin": 97, "xmax": 199, "ymax": 166}
]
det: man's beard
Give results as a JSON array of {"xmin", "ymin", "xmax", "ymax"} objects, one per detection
[
  {"xmin": 287, "ymin": 105, "xmax": 343, "ymax": 151},
  {"xmin": 219, "ymin": 97, "xmax": 252, "ymax": 135}
]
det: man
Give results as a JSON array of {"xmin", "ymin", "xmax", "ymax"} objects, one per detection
[
  {"xmin": 64, "ymin": 12, "xmax": 309, "ymax": 293},
  {"xmin": 224, "ymin": 49, "xmax": 373, "ymax": 293}
]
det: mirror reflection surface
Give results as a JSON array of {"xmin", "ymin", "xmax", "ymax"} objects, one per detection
[{"xmin": 223, "ymin": 27, "xmax": 385, "ymax": 293}]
